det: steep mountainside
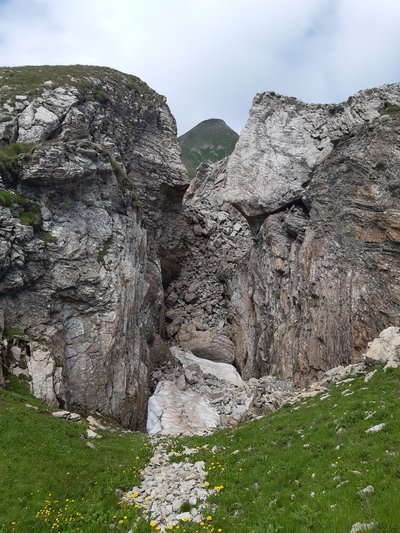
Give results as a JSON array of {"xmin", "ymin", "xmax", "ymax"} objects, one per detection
[
  {"xmin": 178, "ymin": 118, "xmax": 239, "ymax": 179},
  {"xmin": 169, "ymin": 86, "xmax": 400, "ymax": 388},
  {"xmin": 1, "ymin": 67, "xmax": 399, "ymax": 433},
  {"xmin": 0, "ymin": 66, "xmax": 188, "ymax": 429}
]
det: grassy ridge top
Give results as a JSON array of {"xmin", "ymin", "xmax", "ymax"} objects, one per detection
[
  {"xmin": 178, "ymin": 119, "xmax": 239, "ymax": 179},
  {"xmin": 0, "ymin": 65, "xmax": 161, "ymax": 105}
]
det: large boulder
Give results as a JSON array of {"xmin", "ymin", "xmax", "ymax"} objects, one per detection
[
  {"xmin": 177, "ymin": 325, "xmax": 235, "ymax": 363},
  {"xmin": 364, "ymin": 327, "xmax": 400, "ymax": 370}
]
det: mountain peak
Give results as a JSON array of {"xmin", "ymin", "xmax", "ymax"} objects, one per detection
[{"xmin": 178, "ymin": 118, "xmax": 239, "ymax": 179}]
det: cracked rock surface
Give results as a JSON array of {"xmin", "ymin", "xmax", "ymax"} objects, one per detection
[
  {"xmin": 0, "ymin": 66, "xmax": 187, "ymax": 428},
  {"xmin": 166, "ymin": 84, "xmax": 400, "ymax": 387}
]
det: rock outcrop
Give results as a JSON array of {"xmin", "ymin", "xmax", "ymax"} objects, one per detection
[
  {"xmin": 364, "ymin": 327, "xmax": 400, "ymax": 370},
  {"xmin": 0, "ymin": 66, "xmax": 187, "ymax": 428},
  {"xmin": 166, "ymin": 85, "xmax": 400, "ymax": 386},
  {"xmin": 2, "ymin": 67, "xmax": 400, "ymax": 431}
]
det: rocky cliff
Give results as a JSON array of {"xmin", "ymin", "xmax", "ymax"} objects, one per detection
[
  {"xmin": 168, "ymin": 85, "xmax": 400, "ymax": 388},
  {"xmin": 0, "ymin": 66, "xmax": 187, "ymax": 429},
  {"xmin": 1, "ymin": 67, "xmax": 399, "ymax": 432}
]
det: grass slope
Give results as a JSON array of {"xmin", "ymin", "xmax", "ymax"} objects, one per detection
[
  {"xmin": 0, "ymin": 378, "xmax": 152, "ymax": 533},
  {"xmin": 170, "ymin": 368, "xmax": 400, "ymax": 533},
  {"xmin": 178, "ymin": 119, "xmax": 239, "ymax": 179},
  {"xmin": 1, "ymin": 368, "xmax": 399, "ymax": 532}
]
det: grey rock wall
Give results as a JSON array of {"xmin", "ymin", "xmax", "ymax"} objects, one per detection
[
  {"xmin": 2, "ymin": 67, "xmax": 400, "ymax": 428},
  {"xmin": 169, "ymin": 84, "xmax": 400, "ymax": 385},
  {"xmin": 0, "ymin": 67, "xmax": 187, "ymax": 428}
]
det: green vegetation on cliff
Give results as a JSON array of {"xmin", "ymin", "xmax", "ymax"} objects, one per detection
[
  {"xmin": 179, "ymin": 119, "xmax": 239, "ymax": 179},
  {"xmin": 0, "ymin": 65, "xmax": 162, "ymax": 106},
  {"xmin": 0, "ymin": 188, "xmax": 41, "ymax": 227},
  {"xmin": 0, "ymin": 142, "xmax": 33, "ymax": 177}
]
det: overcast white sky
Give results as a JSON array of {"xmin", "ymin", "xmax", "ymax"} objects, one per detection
[{"xmin": 1, "ymin": 0, "xmax": 400, "ymax": 134}]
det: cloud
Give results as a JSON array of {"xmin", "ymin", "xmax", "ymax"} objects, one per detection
[{"xmin": 0, "ymin": 0, "xmax": 399, "ymax": 133}]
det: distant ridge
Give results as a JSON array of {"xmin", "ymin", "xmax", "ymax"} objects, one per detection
[{"xmin": 178, "ymin": 118, "xmax": 239, "ymax": 179}]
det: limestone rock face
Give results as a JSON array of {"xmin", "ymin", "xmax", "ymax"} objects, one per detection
[
  {"xmin": 170, "ymin": 84, "xmax": 400, "ymax": 385},
  {"xmin": 0, "ymin": 66, "xmax": 187, "ymax": 428}
]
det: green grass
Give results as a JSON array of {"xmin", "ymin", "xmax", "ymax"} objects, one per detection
[
  {"xmin": 92, "ymin": 88, "xmax": 110, "ymax": 105},
  {"xmin": 1, "ymin": 368, "xmax": 399, "ymax": 532},
  {"xmin": 38, "ymin": 231, "xmax": 57, "ymax": 244},
  {"xmin": 0, "ymin": 143, "xmax": 34, "ymax": 178},
  {"xmin": 108, "ymin": 154, "xmax": 142, "ymax": 209},
  {"xmin": 178, "ymin": 119, "xmax": 239, "ymax": 179},
  {"xmin": 0, "ymin": 377, "xmax": 153, "ymax": 533},
  {"xmin": 96, "ymin": 238, "xmax": 112, "ymax": 265},
  {"xmin": 166, "ymin": 368, "xmax": 400, "ymax": 533},
  {"xmin": 380, "ymin": 104, "xmax": 400, "ymax": 118},
  {"xmin": 0, "ymin": 189, "xmax": 42, "ymax": 228},
  {"xmin": 3, "ymin": 327, "xmax": 25, "ymax": 341}
]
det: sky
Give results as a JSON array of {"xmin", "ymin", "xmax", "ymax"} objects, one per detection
[{"xmin": 1, "ymin": 0, "xmax": 400, "ymax": 135}]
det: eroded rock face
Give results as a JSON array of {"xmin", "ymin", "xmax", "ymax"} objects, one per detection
[
  {"xmin": 0, "ymin": 66, "xmax": 187, "ymax": 428},
  {"xmin": 2, "ymin": 68, "xmax": 400, "ymax": 430},
  {"xmin": 167, "ymin": 84, "xmax": 400, "ymax": 386}
]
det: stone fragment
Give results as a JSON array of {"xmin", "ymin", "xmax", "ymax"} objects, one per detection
[
  {"xmin": 86, "ymin": 415, "xmax": 106, "ymax": 430},
  {"xmin": 350, "ymin": 522, "xmax": 377, "ymax": 533},
  {"xmin": 68, "ymin": 413, "xmax": 81, "ymax": 421},
  {"xmin": 357, "ymin": 485, "xmax": 374, "ymax": 496},
  {"xmin": 87, "ymin": 429, "xmax": 101, "ymax": 439},
  {"xmin": 171, "ymin": 347, "xmax": 242, "ymax": 385},
  {"xmin": 365, "ymin": 423, "xmax": 385, "ymax": 434},
  {"xmin": 178, "ymin": 326, "xmax": 235, "ymax": 364},
  {"xmin": 52, "ymin": 410, "xmax": 71, "ymax": 419},
  {"xmin": 364, "ymin": 370, "xmax": 377, "ymax": 383}
]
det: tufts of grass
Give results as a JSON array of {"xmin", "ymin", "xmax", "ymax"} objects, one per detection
[
  {"xmin": 170, "ymin": 368, "xmax": 400, "ymax": 532},
  {"xmin": 0, "ymin": 142, "xmax": 34, "ymax": 177},
  {"xmin": 19, "ymin": 201, "xmax": 41, "ymax": 227},
  {"xmin": 0, "ymin": 188, "xmax": 42, "ymax": 228},
  {"xmin": 96, "ymin": 237, "xmax": 112, "ymax": 266},
  {"xmin": 0, "ymin": 376, "xmax": 153, "ymax": 532},
  {"xmin": 108, "ymin": 154, "xmax": 142, "ymax": 209},
  {"xmin": 38, "ymin": 231, "xmax": 57, "ymax": 244},
  {"xmin": 3, "ymin": 327, "xmax": 25, "ymax": 341},
  {"xmin": 380, "ymin": 104, "xmax": 400, "ymax": 119},
  {"xmin": 93, "ymin": 87, "xmax": 110, "ymax": 105}
]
